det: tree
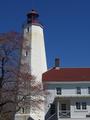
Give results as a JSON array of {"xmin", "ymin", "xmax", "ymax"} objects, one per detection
[{"xmin": 0, "ymin": 32, "xmax": 45, "ymax": 120}]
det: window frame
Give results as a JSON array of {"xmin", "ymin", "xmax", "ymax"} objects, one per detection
[
  {"xmin": 82, "ymin": 102, "xmax": 87, "ymax": 110},
  {"xmin": 76, "ymin": 87, "xmax": 81, "ymax": 94},
  {"xmin": 88, "ymin": 87, "xmax": 90, "ymax": 94},
  {"xmin": 76, "ymin": 102, "xmax": 81, "ymax": 110},
  {"xmin": 56, "ymin": 87, "xmax": 62, "ymax": 95}
]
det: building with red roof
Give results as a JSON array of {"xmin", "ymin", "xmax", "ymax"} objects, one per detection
[{"xmin": 43, "ymin": 58, "xmax": 90, "ymax": 120}]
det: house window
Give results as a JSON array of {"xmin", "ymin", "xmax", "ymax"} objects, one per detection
[
  {"xmin": 88, "ymin": 87, "xmax": 90, "ymax": 94},
  {"xmin": 76, "ymin": 102, "xmax": 81, "ymax": 109},
  {"xmin": 82, "ymin": 102, "xmax": 87, "ymax": 110},
  {"xmin": 50, "ymin": 104, "xmax": 56, "ymax": 115},
  {"xmin": 56, "ymin": 87, "xmax": 61, "ymax": 95},
  {"xmin": 76, "ymin": 87, "xmax": 81, "ymax": 94}
]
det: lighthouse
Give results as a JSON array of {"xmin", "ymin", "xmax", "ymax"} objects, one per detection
[
  {"xmin": 23, "ymin": 10, "xmax": 47, "ymax": 81},
  {"xmin": 15, "ymin": 10, "xmax": 47, "ymax": 120}
]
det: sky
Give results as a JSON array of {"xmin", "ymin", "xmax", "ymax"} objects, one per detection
[{"xmin": 0, "ymin": 0, "xmax": 90, "ymax": 68}]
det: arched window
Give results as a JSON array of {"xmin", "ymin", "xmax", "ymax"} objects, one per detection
[
  {"xmin": 26, "ymin": 51, "xmax": 28, "ymax": 56},
  {"xmin": 27, "ymin": 27, "xmax": 29, "ymax": 32},
  {"xmin": 24, "ymin": 50, "xmax": 28, "ymax": 56}
]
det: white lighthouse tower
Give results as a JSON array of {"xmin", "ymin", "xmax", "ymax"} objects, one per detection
[
  {"xmin": 15, "ymin": 10, "xmax": 47, "ymax": 120},
  {"xmin": 23, "ymin": 10, "xmax": 47, "ymax": 81}
]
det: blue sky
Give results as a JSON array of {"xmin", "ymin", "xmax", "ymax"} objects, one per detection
[{"xmin": 0, "ymin": 0, "xmax": 90, "ymax": 68}]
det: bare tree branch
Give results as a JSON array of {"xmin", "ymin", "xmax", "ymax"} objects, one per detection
[{"xmin": 0, "ymin": 32, "xmax": 46, "ymax": 120}]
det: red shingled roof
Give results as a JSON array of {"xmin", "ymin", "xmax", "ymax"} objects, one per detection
[{"xmin": 42, "ymin": 68, "xmax": 90, "ymax": 82}]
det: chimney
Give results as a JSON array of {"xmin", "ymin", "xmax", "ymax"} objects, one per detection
[{"xmin": 55, "ymin": 58, "xmax": 60, "ymax": 69}]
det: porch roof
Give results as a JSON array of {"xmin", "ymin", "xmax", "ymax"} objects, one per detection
[{"xmin": 42, "ymin": 68, "xmax": 90, "ymax": 82}]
